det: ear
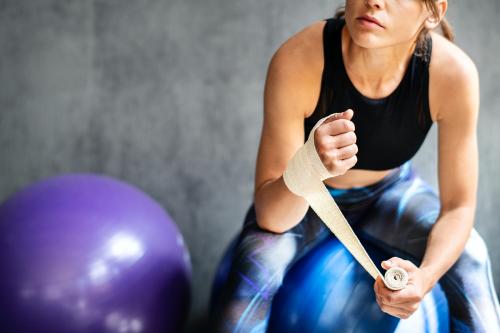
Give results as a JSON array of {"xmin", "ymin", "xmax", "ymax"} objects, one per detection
[{"xmin": 424, "ymin": 0, "xmax": 448, "ymax": 30}]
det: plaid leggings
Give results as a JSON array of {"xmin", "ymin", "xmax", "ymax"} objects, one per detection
[{"xmin": 210, "ymin": 161, "xmax": 500, "ymax": 332}]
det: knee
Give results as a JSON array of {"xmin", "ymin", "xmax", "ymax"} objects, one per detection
[
  {"xmin": 456, "ymin": 228, "xmax": 490, "ymax": 271},
  {"xmin": 209, "ymin": 228, "xmax": 301, "ymax": 331},
  {"xmin": 234, "ymin": 228, "xmax": 299, "ymax": 279},
  {"xmin": 239, "ymin": 205, "xmax": 301, "ymax": 273}
]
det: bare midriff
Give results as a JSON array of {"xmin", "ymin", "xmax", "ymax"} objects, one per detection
[{"xmin": 323, "ymin": 168, "xmax": 396, "ymax": 189}]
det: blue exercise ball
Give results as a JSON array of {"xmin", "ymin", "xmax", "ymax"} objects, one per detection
[
  {"xmin": 212, "ymin": 234, "xmax": 449, "ymax": 333},
  {"xmin": 0, "ymin": 174, "xmax": 191, "ymax": 333}
]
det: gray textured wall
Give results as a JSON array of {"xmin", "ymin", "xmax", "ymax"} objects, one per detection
[{"xmin": 0, "ymin": 1, "xmax": 498, "ymax": 332}]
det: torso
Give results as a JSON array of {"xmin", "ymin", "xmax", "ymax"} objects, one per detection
[{"xmin": 300, "ymin": 19, "xmax": 442, "ymax": 189}]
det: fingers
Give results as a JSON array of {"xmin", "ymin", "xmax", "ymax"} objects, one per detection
[
  {"xmin": 374, "ymin": 277, "xmax": 420, "ymax": 319},
  {"xmin": 315, "ymin": 130, "xmax": 356, "ymax": 152},
  {"xmin": 376, "ymin": 288, "xmax": 419, "ymax": 318},
  {"xmin": 320, "ymin": 109, "xmax": 355, "ymax": 134},
  {"xmin": 336, "ymin": 144, "xmax": 359, "ymax": 160},
  {"xmin": 374, "ymin": 266, "xmax": 421, "ymax": 307},
  {"xmin": 376, "ymin": 284, "xmax": 421, "ymax": 305},
  {"xmin": 320, "ymin": 117, "xmax": 355, "ymax": 137},
  {"xmin": 314, "ymin": 109, "xmax": 357, "ymax": 175},
  {"xmin": 382, "ymin": 257, "xmax": 418, "ymax": 272},
  {"xmin": 331, "ymin": 131, "xmax": 357, "ymax": 148},
  {"xmin": 377, "ymin": 302, "xmax": 415, "ymax": 319},
  {"xmin": 316, "ymin": 109, "xmax": 356, "ymax": 149},
  {"xmin": 375, "ymin": 285, "xmax": 409, "ymax": 311},
  {"xmin": 338, "ymin": 155, "xmax": 357, "ymax": 170}
]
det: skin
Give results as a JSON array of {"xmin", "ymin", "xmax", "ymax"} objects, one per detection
[{"xmin": 253, "ymin": 0, "xmax": 479, "ymax": 319}]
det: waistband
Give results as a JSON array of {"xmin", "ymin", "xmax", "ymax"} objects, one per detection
[{"xmin": 325, "ymin": 160, "xmax": 416, "ymax": 203}]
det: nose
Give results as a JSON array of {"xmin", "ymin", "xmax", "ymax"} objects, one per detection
[{"xmin": 365, "ymin": 0, "xmax": 385, "ymax": 10}]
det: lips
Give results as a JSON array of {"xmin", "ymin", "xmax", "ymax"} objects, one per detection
[{"xmin": 356, "ymin": 15, "xmax": 384, "ymax": 28}]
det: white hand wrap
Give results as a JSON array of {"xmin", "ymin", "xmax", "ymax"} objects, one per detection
[{"xmin": 283, "ymin": 114, "xmax": 408, "ymax": 291}]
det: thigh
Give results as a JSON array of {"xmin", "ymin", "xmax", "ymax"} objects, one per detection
[
  {"xmin": 236, "ymin": 204, "xmax": 330, "ymax": 281},
  {"xmin": 210, "ymin": 204, "xmax": 330, "ymax": 332},
  {"xmin": 355, "ymin": 173, "xmax": 440, "ymax": 262},
  {"xmin": 354, "ymin": 174, "xmax": 500, "ymax": 332}
]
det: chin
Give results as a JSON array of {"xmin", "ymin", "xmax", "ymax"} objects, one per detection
[
  {"xmin": 349, "ymin": 30, "xmax": 384, "ymax": 49},
  {"xmin": 345, "ymin": 21, "xmax": 390, "ymax": 49}
]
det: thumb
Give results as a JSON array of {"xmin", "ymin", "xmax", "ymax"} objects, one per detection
[
  {"xmin": 381, "ymin": 257, "xmax": 416, "ymax": 272},
  {"xmin": 381, "ymin": 260, "xmax": 393, "ymax": 270},
  {"xmin": 323, "ymin": 109, "xmax": 354, "ymax": 124},
  {"xmin": 341, "ymin": 109, "xmax": 354, "ymax": 120}
]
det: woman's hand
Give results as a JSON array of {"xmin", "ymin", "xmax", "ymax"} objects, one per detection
[
  {"xmin": 314, "ymin": 109, "xmax": 358, "ymax": 177},
  {"xmin": 373, "ymin": 257, "xmax": 434, "ymax": 319}
]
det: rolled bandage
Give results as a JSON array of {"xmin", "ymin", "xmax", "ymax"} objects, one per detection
[{"xmin": 283, "ymin": 113, "xmax": 408, "ymax": 291}]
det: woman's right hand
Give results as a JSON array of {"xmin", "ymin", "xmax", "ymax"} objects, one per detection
[{"xmin": 314, "ymin": 109, "xmax": 358, "ymax": 177}]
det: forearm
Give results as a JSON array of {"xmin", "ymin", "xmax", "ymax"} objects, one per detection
[
  {"xmin": 254, "ymin": 175, "xmax": 310, "ymax": 233},
  {"xmin": 419, "ymin": 206, "xmax": 476, "ymax": 294}
]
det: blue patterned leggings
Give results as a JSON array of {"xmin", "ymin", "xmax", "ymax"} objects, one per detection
[{"xmin": 210, "ymin": 161, "xmax": 500, "ymax": 332}]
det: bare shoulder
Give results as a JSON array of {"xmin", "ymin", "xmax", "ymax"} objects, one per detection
[
  {"xmin": 266, "ymin": 19, "xmax": 327, "ymax": 118},
  {"xmin": 272, "ymin": 19, "xmax": 326, "ymax": 68},
  {"xmin": 428, "ymin": 31, "xmax": 479, "ymax": 122}
]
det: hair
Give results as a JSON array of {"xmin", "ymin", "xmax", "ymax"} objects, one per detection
[{"xmin": 334, "ymin": 0, "xmax": 454, "ymax": 52}]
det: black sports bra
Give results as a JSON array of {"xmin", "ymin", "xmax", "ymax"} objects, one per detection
[{"xmin": 304, "ymin": 17, "xmax": 434, "ymax": 171}]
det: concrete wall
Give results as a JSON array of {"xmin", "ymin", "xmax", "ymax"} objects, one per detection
[{"xmin": 0, "ymin": 1, "xmax": 498, "ymax": 331}]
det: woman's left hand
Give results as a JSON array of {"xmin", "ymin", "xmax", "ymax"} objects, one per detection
[{"xmin": 373, "ymin": 257, "xmax": 434, "ymax": 319}]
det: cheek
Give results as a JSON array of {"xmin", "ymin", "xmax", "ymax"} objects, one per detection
[
  {"xmin": 387, "ymin": 1, "xmax": 427, "ymax": 40},
  {"xmin": 344, "ymin": 0, "xmax": 355, "ymax": 13},
  {"xmin": 389, "ymin": 20, "xmax": 425, "ymax": 43}
]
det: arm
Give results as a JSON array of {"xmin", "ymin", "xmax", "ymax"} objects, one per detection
[
  {"xmin": 253, "ymin": 21, "xmax": 325, "ymax": 233},
  {"xmin": 419, "ymin": 51, "xmax": 480, "ymax": 294},
  {"xmin": 374, "ymin": 47, "xmax": 480, "ymax": 319}
]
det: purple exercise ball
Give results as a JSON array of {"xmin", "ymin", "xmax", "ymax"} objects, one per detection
[{"xmin": 0, "ymin": 174, "xmax": 191, "ymax": 333}]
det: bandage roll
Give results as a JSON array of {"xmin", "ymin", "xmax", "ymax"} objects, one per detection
[{"xmin": 283, "ymin": 113, "xmax": 407, "ymax": 291}]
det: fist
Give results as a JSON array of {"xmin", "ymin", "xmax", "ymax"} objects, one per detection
[
  {"xmin": 374, "ymin": 257, "xmax": 431, "ymax": 320},
  {"xmin": 314, "ymin": 109, "xmax": 357, "ymax": 177}
]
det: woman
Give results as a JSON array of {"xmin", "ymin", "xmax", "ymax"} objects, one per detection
[{"xmin": 210, "ymin": 0, "xmax": 500, "ymax": 332}]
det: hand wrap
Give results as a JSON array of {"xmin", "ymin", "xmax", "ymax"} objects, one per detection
[{"xmin": 283, "ymin": 114, "xmax": 408, "ymax": 291}]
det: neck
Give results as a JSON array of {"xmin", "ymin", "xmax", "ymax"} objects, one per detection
[{"xmin": 342, "ymin": 26, "xmax": 418, "ymax": 98}]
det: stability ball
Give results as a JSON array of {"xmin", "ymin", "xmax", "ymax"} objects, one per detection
[
  {"xmin": 212, "ymin": 234, "xmax": 450, "ymax": 333},
  {"xmin": 0, "ymin": 174, "xmax": 191, "ymax": 333}
]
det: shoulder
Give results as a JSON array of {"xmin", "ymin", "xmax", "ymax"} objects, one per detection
[
  {"xmin": 428, "ymin": 31, "xmax": 479, "ymax": 122},
  {"xmin": 265, "ymin": 19, "xmax": 327, "ymax": 118},
  {"xmin": 428, "ymin": 31, "xmax": 478, "ymax": 86},
  {"xmin": 270, "ymin": 19, "xmax": 327, "ymax": 72}
]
